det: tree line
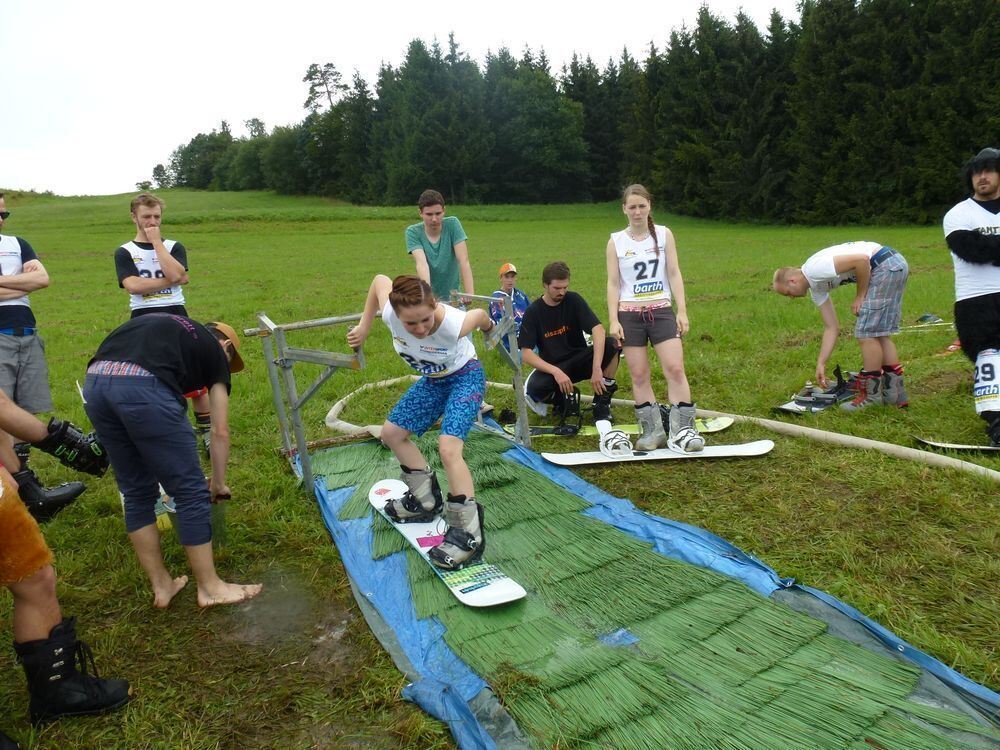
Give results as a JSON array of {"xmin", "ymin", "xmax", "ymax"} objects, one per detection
[{"xmin": 152, "ymin": 0, "xmax": 999, "ymax": 224}]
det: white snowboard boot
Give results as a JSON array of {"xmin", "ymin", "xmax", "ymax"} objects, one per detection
[
  {"xmin": 634, "ymin": 403, "xmax": 668, "ymax": 451},
  {"xmin": 429, "ymin": 494, "xmax": 484, "ymax": 570},
  {"xmin": 668, "ymin": 404, "xmax": 705, "ymax": 452},
  {"xmin": 386, "ymin": 466, "xmax": 443, "ymax": 523}
]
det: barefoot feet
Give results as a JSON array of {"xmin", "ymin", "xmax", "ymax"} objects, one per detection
[
  {"xmin": 152, "ymin": 575, "xmax": 189, "ymax": 609},
  {"xmin": 197, "ymin": 581, "xmax": 263, "ymax": 608}
]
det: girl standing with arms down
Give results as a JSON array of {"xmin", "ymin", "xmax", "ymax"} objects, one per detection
[
  {"xmin": 606, "ymin": 184, "xmax": 704, "ymax": 452},
  {"xmin": 348, "ymin": 275, "xmax": 495, "ymax": 569}
]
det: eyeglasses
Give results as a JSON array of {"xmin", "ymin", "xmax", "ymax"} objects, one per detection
[{"xmin": 0, "ymin": 212, "xmax": 9, "ymax": 220}]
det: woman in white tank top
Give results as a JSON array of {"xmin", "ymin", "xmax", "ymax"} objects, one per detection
[{"xmin": 605, "ymin": 184, "xmax": 703, "ymax": 452}]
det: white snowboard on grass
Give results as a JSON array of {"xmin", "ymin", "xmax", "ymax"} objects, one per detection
[
  {"xmin": 368, "ymin": 479, "xmax": 526, "ymax": 607},
  {"xmin": 914, "ymin": 437, "xmax": 1000, "ymax": 453},
  {"xmin": 542, "ymin": 439, "xmax": 775, "ymax": 466}
]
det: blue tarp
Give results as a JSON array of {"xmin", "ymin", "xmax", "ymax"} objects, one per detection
[{"xmin": 311, "ymin": 438, "xmax": 1000, "ymax": 749}]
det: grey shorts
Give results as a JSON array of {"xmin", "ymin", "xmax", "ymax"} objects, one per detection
[
  {"xmin": 618, "ymin": 305, "xmax": 678, "ymax": 347},
  {"xmin": 855, "ymin": 250, "xmax": 908, "ymax": 339},
  {"xmin": 0, "ymin": 333, "xmax": 53, "ymax": 413}
]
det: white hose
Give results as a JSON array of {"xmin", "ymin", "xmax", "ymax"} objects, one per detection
[{"xmin": 325, "ymin": 377, "xmax": 1000, "ymax": 483}]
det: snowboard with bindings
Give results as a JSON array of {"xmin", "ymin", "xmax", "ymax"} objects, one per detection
[
  {"xmin": 541, "ymin": 439, "xmax": 775, "ymax": 467},
  {"xmin": 775, "ymin": 366, "xmax": 856, "ymax": 414},
  {"xmin": 368, "ymin": 479, "xmax": 526, "ymax": 607},
  {"xmin": 573, "ymin": 415, "xmax": 734, "ymax": 437}
]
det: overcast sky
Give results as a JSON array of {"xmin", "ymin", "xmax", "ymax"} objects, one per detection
[{"xmin": 2, "ymin": 0, "xmax": 801, "ymax": 197}]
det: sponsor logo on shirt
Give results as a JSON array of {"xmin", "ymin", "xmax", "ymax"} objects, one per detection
[
  {"xmin": 633, "ymin": 281, "xmax": 664, "ymax": 295},
  {"xmin": 544, "ymin": 325, "xmax": 570, "ymax": 339},
  {"xmin": 419, "ymin": 345, "xmax": 448, "ymax": 356}
]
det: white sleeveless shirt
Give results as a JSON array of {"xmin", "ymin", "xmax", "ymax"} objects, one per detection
[
  {"xmin": 382, "ymin": 301, "xmax": 476, "ymax": 377},
  {"xmin": 120, "ymin": 239, "xmax": 186, "ymax": 311},
  {"xmin": 611, "ymin": 225, "xmax": 671, "ymax": 305}
]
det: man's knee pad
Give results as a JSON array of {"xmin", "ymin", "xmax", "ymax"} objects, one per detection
[{"xmin": 974, "ymin": 349, "xmax": 1000, "ymax": 415}]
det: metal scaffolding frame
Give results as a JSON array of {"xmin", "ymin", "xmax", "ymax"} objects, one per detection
[{"xmin": 244, "ymin": 297, "xmax": 532, "ymax": 491}]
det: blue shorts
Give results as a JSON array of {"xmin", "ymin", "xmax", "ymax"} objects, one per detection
[{"xmin": 388, "ymin": 360, "xmax": 485, "ymax": 440}]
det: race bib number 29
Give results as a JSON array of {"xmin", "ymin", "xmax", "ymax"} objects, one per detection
[{"xmin": 974, "ymin": 349, "xmax": 1000, "ymax": 414}]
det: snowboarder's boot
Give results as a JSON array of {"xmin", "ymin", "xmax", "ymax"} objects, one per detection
[
  {"xmin": 668, "ymin": 403, "xmax": 705, "ymax": 452},
  {"xmin": 634, "ymin": 402, "xmax": 667, "ymax": 451},
  {"xmin": 591, "ymin": 381, "xmax": 617, "ymax": 423},
  {"xmin": 983, "ymin": 411, "xmax": 1000, "ymax": 448},
  {"xmin": 428, "ymin": 494, "xmax": 484, "ymax": 570},
  {"xmin": 29, "ymin": 420, "xmax": 109, "ymax": 476},
  {"xmin": 13, "ymin": 466, "xmax": 85, "ymax": 523},
  {"xmin": 385, "ymin": 466, "xmax": 443, "ymax": 523},
  {"xmin": 841, "ymin": 370, "xmax": 884, "ymax": 411},
  {"xmin": 14, "ymin": 617, "xmax": 130, "ymax": 725},
  {"xmin": 881, "ymin": 368, "xmax": 908, "ymax": 408}
]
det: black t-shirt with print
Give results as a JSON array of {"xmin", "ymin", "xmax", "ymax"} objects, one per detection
[
  {"xmin": 518, "ymin": 291, "xmax": 600, "ymax": 365},
  {"xmin": 90, "ymin": 314, "xmax": 230, "ymax": 402}
]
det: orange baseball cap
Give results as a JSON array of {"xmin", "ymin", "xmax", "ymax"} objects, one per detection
[
  {"xmin": 206, "ymin": 321, "xmax": 245, "ymax": 373},
  {"xmin": 499, "ymin": 263, "xmax": 518, "ymax": 276}
]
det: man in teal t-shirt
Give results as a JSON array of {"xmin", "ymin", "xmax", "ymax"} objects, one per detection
[{"xmin": 405, "ymin": 189, "xmax": 474, "ymax": 300}]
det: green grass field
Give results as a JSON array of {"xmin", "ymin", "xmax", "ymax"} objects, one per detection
[{"xmin": 0, "ymin": 189, "xmax": 996, "ymax": 749}]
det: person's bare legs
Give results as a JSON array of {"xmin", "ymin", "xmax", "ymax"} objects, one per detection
[
  {"xmin": 128, "ymin": 524, "xmax": 189, "ymax": 608},
  {"xmin": 186, "ymin": 542, "xmax": 261, "ymax": 608},
  {"xmin": 381, "ymin": 421, "xmax": 427, "ymax": 470},
  {"xmin": 878, "ymin": 336, "xmax": 899, "ymax": 366},
  {"xmin": 652, "ymin": 338, "xmax": 692, "ymax": 404},
  {"xmin": 623, "ymin": 346, "xmax": 655, "ymax": 405},
  {"xmin": 8, "ymin": 565, "xmax": 61, "ymax": 642},
  {"xmin": 858, "ymin": 338, "xmax": 885, "ymax": 371},
  {"xmin": 439, "ymin": 435, "xmax": 472, "ymax": 497}
]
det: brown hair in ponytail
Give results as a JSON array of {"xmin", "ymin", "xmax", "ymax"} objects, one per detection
[
  {"xmin": 622, "ymin": 183, "xmax": 658, "ymax": 257},
  {"xmin": 389, "ymin": 275, "xmax": 437, "ymax": 313}
]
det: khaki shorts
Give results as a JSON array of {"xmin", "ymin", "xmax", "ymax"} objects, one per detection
[{"xmin": 0, "ymin": 470, "xmax": 53, "ymax": 586}]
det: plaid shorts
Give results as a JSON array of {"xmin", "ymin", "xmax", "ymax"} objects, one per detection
[{"xmin": 855, "ymin": 249, "xmax": 908, "ymax": 339}]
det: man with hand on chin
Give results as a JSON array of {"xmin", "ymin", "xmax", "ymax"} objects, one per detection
[{"xmin": 115, "ymin": 193, "xmax": 189, "ymax": 318}]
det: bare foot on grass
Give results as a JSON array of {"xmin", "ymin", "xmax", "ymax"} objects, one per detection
[
  {"xmin": 197, "ymin": 582, "xmax": 263, "ymax": 608},
  {"xmin": 153, "ymin": 575, "xmax": 189, "ymax": 609}
]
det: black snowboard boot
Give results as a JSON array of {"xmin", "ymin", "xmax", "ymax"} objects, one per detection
[
  {"xmin": 591, "ymin": 380, "xmax": 617, "ymax": 423},
  {"xmin": 29, "ymin": 420, "xmax": 109, "ymax": 476},
  {"xmin": 428, "ymin": 494, "xmax": 484, "ymax": 570},
  {"xmin": 14, "ymin": 617, "xmax": 130, "ymax": 725},
  {"xmin": 983, "ymin": 411, "xmax": 1000, "ymax": 447},
  {"xmin": 0, "ymin": 729, "xmax": 19, "ymax": 749},
  {"xmin": 13, "ymin": 465, "xmax": 85, "ymax": 522}
]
